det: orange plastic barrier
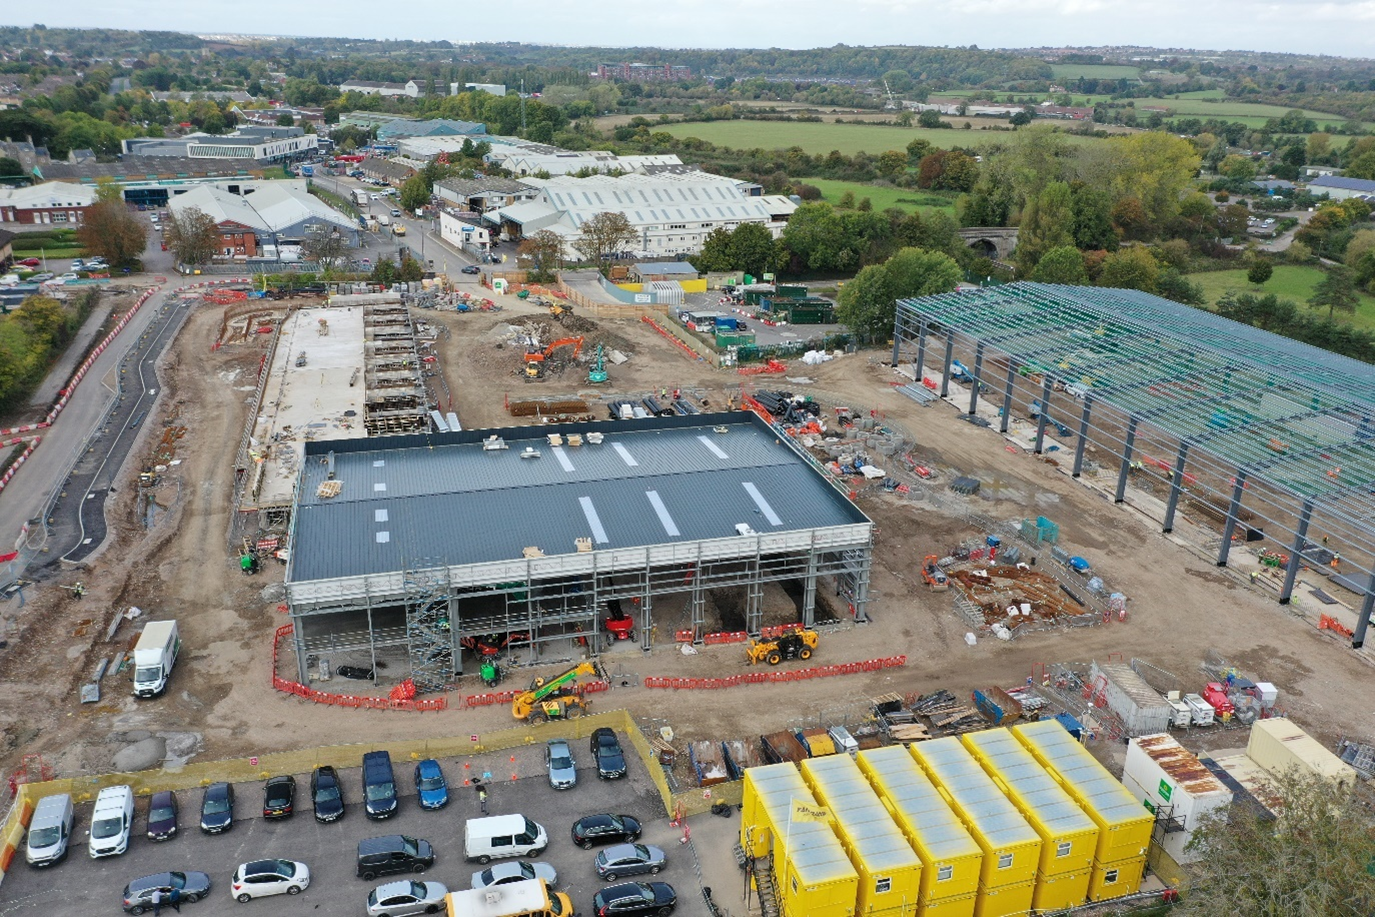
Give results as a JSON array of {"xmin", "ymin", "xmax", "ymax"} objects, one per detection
[
  {"xmin": 644, "ymin": 656, "xmax": 907, "ymax": 689},
  {"xmin": 271, "ymin": 623, "xmax": 447, "ymax": 712}
]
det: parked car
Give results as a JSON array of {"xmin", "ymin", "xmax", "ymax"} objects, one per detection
[
  {"xmin": 89, "ymin": 785, "xmax": 135, "ymax": 858},
  {"xmin": 17, "ymin": 257, "xmax": 40, "ymax": 268},
  {"xmin": 546, "ymin": 739, "xmax": 577, "ymax": 790},
  {"xmin": 590, "ymin": 728, "xmax": 627, "ymax": 780},
  {"xmin": 593, "ymin": 882, "xmax": 677, "ymax": 917},
  {"xmin": 595, "ymin": 844, "xmax": 667, "ymax": 881},
  {"xmin": 471, "ymin": 860, "xmax": 558, "ymax": 890},
  {"xmin": 363, "ymin": 750, "xmax": 399, "ymax": 819},
  {"xmin": 461, "ymin": 265, "xmax": 481, "ymax": 275},
  {"xmin": 146, "ymin": 791, "xmax": 179, "ymax": 842},
  {"xmin": 122, "ymin": 871, "xmax": 212, "ymax": 914},
  {"xmin": 56, "ymin": 272, "xmax": 79, "ymax": 282},
  {"xmin": 29, "ymin": 272, "xmax": 53, "ymax": 282},
  {"xmin": 367, "ymin": 880, "xmax": 449, "ymax": 917},
  {"xmin": 199, "ymin": 782, "xmax": 234, "ymax": 834},
  {"xmin": 390, "ymin": 208, "xmax": 401, "ymax": 217},
  {"xmin": 356, "ymin": 834, "xmax": 435, "ymax": 881},
  {"xmin": 70, "ymin": 259, "xmax": 84, "ymax": 270},
  {"xmin": 262, "ymin": 776, "xmax": 296, "ymax": 819},
  {"xmin": 414, "ymin": 759, "xmax": 448, "ymax": 810},
  {"xmin": 572, "ymin": 814, "xmax": 642, "ymax": 849},
  {"xmin": 230, "ymin": 859, "xmax": 310, "ymax": 902},
  {"xmin": 311, "ymin": 766, "xmax": 345, "ymax": 823}
]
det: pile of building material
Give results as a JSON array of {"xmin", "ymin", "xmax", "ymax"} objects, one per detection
[
  {"xmin": 946, "ymin": 564, "xmax": 1093, "ymax": 630},
  {"xmin": 871, "ymin": 689, "xmax": 985, "ymax": 741},
  {"xmin": 506, "ymin": 398, "xmax": 591, "ymax": 419}
]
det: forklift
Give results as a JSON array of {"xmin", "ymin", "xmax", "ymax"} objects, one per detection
[{"xmin": 746, "ymin": 630, "xmax": 819, "ymax": 666}]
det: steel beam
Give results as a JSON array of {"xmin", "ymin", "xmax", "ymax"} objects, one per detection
[
  {"xmin": 802, "ymin": 550, "xmax": 819, "ymax": 629},
  {"xmin": 1279, "ymin": 499, "xmax": 1314, "ymax": 604},
  {"xmin": 967, "ymin": 342, "xmax": 986, "ymax": 415},
  {"xmin": 1000, "ymin": 361, "xmax": 1017, "ymax": 434},
  {"xmin": 1033, "ymin": 375, "xmax": 1053, "ymax": 454},
  {"xmin": 1115, "ymin": 416, "xmax": 1139, "ymax": 504},
  {"xmin": 914, "ymin": 321, "xmax": 928, "ymax": 379},
  {"xmin": 1072, "ymin": 395, "xmax": 1094, "ymax": 478},
  {"xmin": 939, "ymin": 330, "xmax": 955, "ymax": 398},
  {"xmin": 1162, "ymin": 441, "xmax": 1191, "ymax": 533},
  {"xmin": 1216, "ymin": 471, "xmax": 1248, "ymax": 567},
  {"xmin": 1353, "ymin": 563, "xmax": 1375, "ymax": 649}
]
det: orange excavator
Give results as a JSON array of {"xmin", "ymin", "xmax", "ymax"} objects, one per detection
[
  {"xmin": 523, "ymin": 336, "xmax": 584, "ymax": 380},
  {"xmin": 922, "ymin": 554, "xmax": 949, "ymax": 591}
]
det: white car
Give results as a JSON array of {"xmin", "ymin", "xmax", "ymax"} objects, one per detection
[
  {"xmin": 231, "ymin": 859, "xmax": 310, "ymax": 902},
  {"xmin": 367, "ymin": 880, "xmax": 449, "ymax": 917},
  {"xmin": 57, "ymin": 272, "xmax": 79, "ymax": 282}
]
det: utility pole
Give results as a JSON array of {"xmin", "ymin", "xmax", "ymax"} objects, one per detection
[{"xmin": 520, "ymin": 77, "xmax": 527, "ymax": 133}]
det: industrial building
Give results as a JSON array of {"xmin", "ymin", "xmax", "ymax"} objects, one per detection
[
  {"xmin": 121, "ymin": 126, "xmax": 318, "ymax": 163},
  {"xmin": 892, "ymin": 283, "xmax": 1375, "ymax": 646},
  {"xmin": 167, "ymin": 182, "xmax": 361, "ymax": 253},
  {"xmin": 281, "ymin": 412, "xmax": 874, "ymax": 690}
]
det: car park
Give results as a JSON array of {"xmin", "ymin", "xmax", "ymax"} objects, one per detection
[
  {"xmin": 263, "ymin": 776, "xmax": 296, "ymax": 819},
  {"xmin": 312, "ymin": 765, "xmax": 346, "ymax": 823},
  {"xmin": 366, "ymin": 879, "xmax": 449, "ymax": 917},
  {"xmin": 592, "ymin": 881, "xmax": 676, "ymax": 917},
  {"xmin": 199, "ymin": 782, "xmax": 234, "ymax": 834},
  {"xmin": 231, "ymin": 858, "xmax": 311, "ymax": 902},
  {"xmin": 25, "ymin": 794, "xmax": 74, "ymax": 867},
  {"xmin": 590, "ymin": 729, "xmax": 627, "ymax": 780},
  {"xmin": 122, "ymin": 871, "xmax": 211, "ymax": 914},
  {"xmin": 89, "ymin": 785, "xmax": 135, "ymax": 858},
  {"xmin": 146, "ymin": 791, "xmax": 178, "ymax": 842},
  {"xmin": 595, "ymin": 844, "xmax": 666, "ymax": 881},
  {"xmin": 356, "ymin": 834, "xmax": 434, "ymax": 880},
  {"xmin": 572, "ymin": 814, "xmax": 641, "ymax": 849},
  {"xmin": 414, "ymin": 759, "xmax": 448, "ymax": 810},
  {"xmin": 471, "ymin": 860, "xmax": 559, "ymax": 890},
  {"xmin": 546, "ymin": 739, "xmax": 577, "ymax": 790}
]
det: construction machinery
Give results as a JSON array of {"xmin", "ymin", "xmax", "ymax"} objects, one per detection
[
  {"xmin": 549, "ymin": 301, "xmax": 574, "ymax": 319},
  {"xmin": 511, "ymin": 661, "xmax": 609, "ymax": 723},
  {"xmin": 588, "ymin": 343, "xmax": 609, "ymax": 384},
  {"xmin": 922, "ymin": 554, "xmax": 949, "ymax": 591},
  {"xmin": 523, "ymin": 336, "xmax": 584, "ymax": 380},
  {"xmin": 746, "ymin": 630, "xmax": 819, "ymax": 666}
]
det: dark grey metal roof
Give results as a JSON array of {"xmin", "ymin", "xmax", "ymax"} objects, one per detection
[{"xmin": 287, "ymin": 413, "xmax": 869, "ymax": 583}]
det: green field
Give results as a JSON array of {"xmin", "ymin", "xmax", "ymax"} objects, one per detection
[
  {"xmin": 800, "ymin": 178, "xmax": 958, "ymax": 215},
  {"xmin": 661, "ymin": 121, "xmax": 1103, "ymax": 157},
  {"xmin": 1166, "ymin": 89, "xmax": 1226, "ymax": 100},
  {"xmin": 1190, "ymin": 265, "xmax": 1375, "ymax": 331},
  {"xmin": 1142, "ymin": 96, "xmax": 1355, "ymax": 125},
  {"xmin": 1051, "ymin": 64, "xmax": 1141, "ymax": 81}
]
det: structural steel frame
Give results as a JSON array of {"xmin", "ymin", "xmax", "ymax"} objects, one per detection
[{"xmin": 894, "ymin": 283, "xmax": 1375, "ymax": 647}]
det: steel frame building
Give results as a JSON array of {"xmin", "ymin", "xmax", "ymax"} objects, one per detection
[
  {"xmin": 893, "ymin": 283, "xmax": 1375, "ymax": 646},
  {"xmin": 282, "ymin": 412, "xmax": 873, "ymax": 690}
]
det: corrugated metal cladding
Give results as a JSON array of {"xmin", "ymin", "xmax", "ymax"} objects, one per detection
[{"xmin": 288, "ymin": 416, "xmax": 870, "ymax": 583}]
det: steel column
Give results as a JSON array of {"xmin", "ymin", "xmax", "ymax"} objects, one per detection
[
  {"xmin": 448, "ymin": 594, "xmax": 462, "ymax": 675},
  {"xmin": 1216, "ymin": 471, "xmax": 1248, "ymax": 567},
  {"xmin": 802, "ymin": 549, "xmax": 819, "ymax": 629},
  {"xmin": 1000, "ymin": 361, "xmax": 1017, "ymax": 434},
  {"xmin": 1033, "ymin": 375, "xmax": 1053, "ymax": 454},
  {"xmin": 1279, "ymin": 499, "xmax": 1314, "ymax": 605},
  {"xmin": 890, "ymin": 329, "xmax": 901, "ymax": 366},
  {"xmin": 1115, "ymin": 416, "xmax": 1139, "ymax": 504},
  {"xmin": 1162, "ymin": 442, "xmax": 1191, "ymax": 533},
  {"xmin": 914, "ymin": 322, "xmax": 928, "ymax": 379},
  {"xmin": 293, "ymin": 614, "xmax": 309, "ymax": 684},
  {"xmin": 939, "ymin": 330, "xmax": 955, "ymax": 398},
  {"xmin": 745, "ymin": 548, "xmax": 765, "ymax": 636},
  {"xmin": 1071, "ymin": 395, "xmax": 1093, "ymax": 477},
  {"xmin": 640, "ymin": 585, "xmax": 653, "ymax": 652},
  {"xmin": 852, "ymin": 549, "xmax": 872, "ymax": 624},
  {"xmin": 967, "ymin": 342, "xmax": 986, "ymax": 415},
  {"xmin": 1353, "ymin": 562, "xmax": 1375, "ymax": 649}
]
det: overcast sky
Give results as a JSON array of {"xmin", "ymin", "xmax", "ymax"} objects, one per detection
[{"xmin": 8, "ymin": 1, "xmax": 1374, "ymax": 59}]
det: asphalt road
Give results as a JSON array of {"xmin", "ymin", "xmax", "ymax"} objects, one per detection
[{"xmin": 0, "ymin": 731, "xmax": 709, "ymax": 917}]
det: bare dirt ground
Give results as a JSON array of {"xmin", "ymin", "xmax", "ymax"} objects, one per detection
[{"xmin": 3, "ymin": 296, "xmax": 1373, "ymax": 784}]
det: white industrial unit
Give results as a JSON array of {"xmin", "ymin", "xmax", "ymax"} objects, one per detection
[
  {"xmin": 1246, "ymin": 718, "xmax": 1355, "ymax": 787},
  {"xmin": 1122, "ymin": 734, "xmax": 1231, "ymax": 864},
  {"xmin": 1090, "ymin": 661, "xmax": 1174, "ymax": 736}
]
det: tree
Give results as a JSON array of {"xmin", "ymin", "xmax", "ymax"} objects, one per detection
[
  {"xmin": 0, "ymin": 156, "xmax": 21, "ymax": 177},
  {"xmin": 76, "ymin": 200, "xmax": 147, "ymax": 270},
  {"xmin": 781, "ymin": 202, "xmax": 851, "ymax": 273},
  {"xmin": 876, "ymin": 150, "xmax": 907, "ymax": 180},
  {"xmin": 302, "ymin": 224, "xmax": 347, "ymax": 271},
  {"xmin": 1247, "ymin": 259, "xmax": 1274, "ymax": 286},
  {"xmin": 574, "ymin": 212, "xmax": 636, "ymax": 274},
  {"xmin": 905, "ymin": 138, "xmax": 933, "ymax": 164},
  {"xmin": 884, "ymin": 247, "xmax": 961, "ymax": 299},
  {"xmin": 399, "ymin": 175, "xmax": 430, "ymax": 213},
  {"xmin": 519, "ymin": 230, "xmax": 566, "ymax": 283},
  {"xmin": 1069, "ymin": 185, "xmax": 1118, "ymax": 252},
  {"xmin": 1155, "ymin": 267, "xmax": 1204, "ymax": 306},
  {"xmin": 1309, "ymin": 266, "xmax": 1360, "ymax": 321},
  {"xmin": 162, "ymin": 206, "xmax": 219, "ymax": 267},
  {"xmin": 917, "ymin": 109, "xmax": 944, "ymax": 129},
  {"xmin": 1097, "ymin": 247, "xmax": 1159, "ymax": 293},
  {"xmin": 1217, "ymin": 203, "xmax": 1251, "ymax": 240},
  {"xmin": 1015, "ymin": 181, "xmax": 1074, "ymax": 275},
  {"xmin": 93, "ymin": 177, "xmax": 124, "ymax": 204},
  {"xmin": 398, "ymin": 254, "xmax": 424, "ymax": 282},
  {"xmin": 371, "ymin": 257, "xmax": 398, "ymax": 284},
  {"xmin": 1030, "ymin": 246, "xmax": 1088, "ymax": 284},
  {"xmin": 1178, "ymin": 772, "xmax": 1375, "ymax": 916},
  {"xmin": 1345, "ymin": 151, "xmax": 1375, "ymax": 181},
  {"xmin": 276, "ymin": 113, "xmax": 295, "ymax": 127},
  {"xmin": 1109, "ymin": 197, "xmax": 1150, "ymax": 242},
  {"xmin": 728, "ymin": 223, "xmax": 778, "ymax": 278},
  {"xmin": 835, "ymin": 264, "xmax": 895, "ymax": 341},
  {"xmin": 692, "ymin": 227, "xmax": 733, "ymax": 273},
  {"xmin": 1217, "ymin": 154, "xmax": 1256, "ymax": 181},
  {"xmin": 1008, "ymin": 109, "xmax": 1033, "ymax": 128}
]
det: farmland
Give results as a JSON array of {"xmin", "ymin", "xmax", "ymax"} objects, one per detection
[
  {"xmin": 799, "ymin": 178, "xmax": 959, "ymax": 215},
  {"xmin": 1190, "ymin": 265, "xmax": 1375, "ymax": 331},
  {"xmin": 1051, "ymin": 63, "xmax": 1141, "ymax": 81},
  {"xmin": 1141, "ymin": 96, "xmax": 1362, "ymax": 129},
  {"xmin": 660, "ymin": 120, "xmax": 1104, "ymax": 156}
]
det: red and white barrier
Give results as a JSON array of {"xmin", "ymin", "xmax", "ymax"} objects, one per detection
[{"xmin": 0, "ymin": 437, "xmax": 40, "ymax": 494}]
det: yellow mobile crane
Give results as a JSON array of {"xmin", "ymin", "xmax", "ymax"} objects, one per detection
[{"xmin": 511, "ymin": 661, "xmax": 609, "ymax": 724}]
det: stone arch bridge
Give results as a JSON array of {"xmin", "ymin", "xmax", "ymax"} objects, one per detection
[{"xmin": 957, "ymin": 227, "xmax": 1019, "ymax": 261}]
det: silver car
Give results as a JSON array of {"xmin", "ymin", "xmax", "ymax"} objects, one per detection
[
  {"xmin": 545, "ymin": 739, "xmax": 576, "ymax": 790},
  {"xmin": 367, "ymin": 879, "xmax": 448, "ymax": 917},
  {"xmin": 596, "ymin": 844, "xmax": 668, "ymax": 881},
  {"xmin": 471, "ymin": 860, "xmax": 559, "ymax": 890}
]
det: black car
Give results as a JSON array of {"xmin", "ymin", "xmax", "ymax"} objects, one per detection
[
  {"xmin": 122, "ymin": 871, "xmax": 212, "ymax": 914},
  {"xmin": 572, "ymin": 814, "xmax": 642, "ymax": 849},
  {"xmin": 312, "ymin": 766, "xmax": 345, "ymax": 823},
  {"xmin": 461, "ymin": 265, "xmax": 482, "ymax": 275},
  {"xmin": 263, "ymin": 776, "xmax": 296, "ymax": 819},
  {"xmin": 147, "ymin": 791, "xmax": 178, "ymax": 842},
  {"xmin": 356, "ymin": 834, "xmax": 435, "ymax": 881},
  {"xmin": 200, "ymin": 782, "xmax": 234, "ymax": 834},
  {"xmin": 590, "ymin": 728, "xmax": 627, "ymax": 780},
  {"xmin": 593, "ymin": 882, "xmax": 676, "ymax": 917}
]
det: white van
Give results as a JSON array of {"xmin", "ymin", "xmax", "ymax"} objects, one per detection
[
  {"xmin": 26, "ymin": 794, "xmax": 74, "ymax": 867},
  {"xmin": 377, "ymin": 215, "xmax": 391, "ymax": 228},
  {"xmin": 89, "ymin": 785, "xmax": 135, "ymax": 858},
  {"xmin": 132, "ymin": 620, "xmax": 180, "ymax": 698},
  {"xmin": 464, "ymin": 814, "xmax": 548, "ymax": 864}
]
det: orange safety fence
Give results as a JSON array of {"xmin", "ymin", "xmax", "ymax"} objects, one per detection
[
  {"xmin": 737, "ymin": 359, "xmax": 788, "ymax": 376},
  {"xmin": 644, "ymin": 656, "xmax": 907, "ymax": 689},
  {"xmin": 270, "ymin": 623, "xmax": 447, "ymax": 712},
  {"xmin": 1319, "ymin": 614, "xmax": 1354, "ymax": 638},
  {"xmin": 640, "ymin": 316, "xmax": 704, "ymax": 363}
]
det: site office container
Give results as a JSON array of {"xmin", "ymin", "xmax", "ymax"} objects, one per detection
[
  {"xmin": 740, "ymin": 764, "xmax": 859, "ymax": 917},
  {"xmin": 1246, "ymin": 718, "xmax": 1356, "ymax": 787},
  {"xmin": 1085, "ymin": 855, "xmax": 1146, "ymax": 901},
  {"xmin": 1089, "ymin": 661, "xmax": 1174, "ymax": 737},
  {"xmin": 855, "ymin": 746, "xmax": 981, "ymax": 914},
  {"xmin": 800, "ymin": 755, "xmax": 923, "ymax": 917},
  {"xmin": 961, "ymin": 729, "xmax": 1098, "ymax": 913},
  {"xmin": 909, "ymin": 739, "xmax": 1040, "ymax": 917},
  {"xmin": 1122, "ymin": 734, "xmax": 1231, "ymax": 865}
]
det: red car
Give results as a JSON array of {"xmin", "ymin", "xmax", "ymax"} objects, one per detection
[{"xmin": 18, "ymin": 258, "xmax": 41, "ymax": 268}]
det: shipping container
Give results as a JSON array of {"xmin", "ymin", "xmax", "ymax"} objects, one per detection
[
  {"xmin": 1085, "ymin": 855, "xmax": 1145, "ymax": 902},
  {"xmin": 800, "ymin": 728, "xmax": 837, "ymax": 758},
  {"xmin": 1088, "ymin": 661, "xmax": 1174, "ymax": 737},
  {"xmin": 800, "ymin": 755, "xmax": 923, "ymax": 917},
  {"xmin": 715, "ymin": 329, "xmax": 757, "ymax": 347},
  {"xmin": 1121, "ymin": 734, "xmax": 1230, "ymax": 864},
  {"xmin": 909, "ymin": 737, "xmax": 1039, "ymax": 917},
  {"xmin": 961, "ymin": 730, "xmax": 1097, "ymax": 911},
  {"xmin": 1246, "ymin": 718, "xmax": 1355, "ymax": 787},
  {"xmin": 1011, "ymin": 722, "xmax": 1154, "ymax": 868},
  {"xmin": 740, "ymin": 763, "xmax": 858, "ymax": 917},
  {"xmin": 761, "ymin": 731, "xmax": 809, "ymax": 765},
  {"xmin": 690, "ymin": 740, "xmax": 731, "ymax": 787},
  {"xmin": 856, "ymin": 746, "xmax": 981, "ymax": 910}
]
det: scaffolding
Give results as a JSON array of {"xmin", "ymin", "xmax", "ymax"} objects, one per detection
[{"xmin": 894, "ymin": 283, "xmax": 1375, "ymax": 646}]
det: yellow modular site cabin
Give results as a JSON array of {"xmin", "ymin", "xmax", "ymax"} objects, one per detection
[
  {"xmin": 800, "ymin": 754, "xmax": 923, "ymax": 917},
  {"xmin": 1012, "ymin": 720, "xmax": 1153, "ymax": 902},
  {"xmin": 856, "ymin": 746, "xmax": 981, "ymax": 917},
  {"xmin": 961, "ymin": 729, "xmax": 1099, "ymax": 912},
  {"xmin": 909, "ymin": 738, "xmax": 1040, "ymax": 917},
  {"xmin": 741, "ymin": 763, "xmax": 859, "ymax": 917}
]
